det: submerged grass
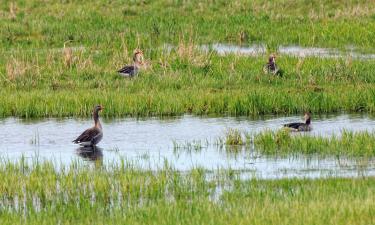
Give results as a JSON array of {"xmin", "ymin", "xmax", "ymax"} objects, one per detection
[
  {"xmin": 214, "ymin": 129, "xmax": 375, "ymax": 157},
  {"xmin": 257, "ymin": 130, "xmax": 375, "ymax": 156},
  {"xmin": 224, "ymin": 128, "xmax": 244, "ymax": 145},
  {"xmin": 1, "ymin": 0, "xmax": 375, "ymax": 117},
  {"xmin": 0, "ymin": 160, "xmax": 374, "ymax": 224}
]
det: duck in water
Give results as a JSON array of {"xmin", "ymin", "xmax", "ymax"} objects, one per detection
[
  {"xmin": 73, "ymin": 105, "xmax": 103, "ymax": 146},
  {"xmin": 283, "ymin": 112, "xmax": 312, "ymax": 132},
  {"xmin": 117, "ymin": 49, "xmax": 144, "ymax": 77},
  {"xmin": 263, "ymin": 54, "xmax": 283, "ymax": 77}
]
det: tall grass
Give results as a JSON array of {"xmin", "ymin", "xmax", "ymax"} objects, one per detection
[{"xmin": 0, "ymin": 159, "xmax": 374, "ymax": 224}]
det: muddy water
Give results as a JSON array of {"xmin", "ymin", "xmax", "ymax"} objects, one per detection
[{"xmin": 1, "ymin": 114, "xmax": 375, "ymax": 179}]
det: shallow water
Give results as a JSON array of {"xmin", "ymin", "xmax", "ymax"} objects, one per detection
[
  {"xmin": 201, "ymin": 43, "xmax": 375, "ymax": 59},
  {"xmin": 5, "ymin": 44, "xmax": 375, "ymax": 60},
  {"xmin": 1, "ymin": 114, "xmax": 375, "ymax": 179}
]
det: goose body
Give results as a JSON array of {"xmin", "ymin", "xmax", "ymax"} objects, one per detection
[
  {"xmin": 263, "ymin": 54, "xmax": 283, "ymax": 76},
  {"xmin": 284, "ymin": 113, "xmax": 311, "ymax": 132},
  {"xmin": 73, "ymin": 105, "xmax": 103, "ymax": 146},
  {"xmin": 117, "ymin": 50, "xmax": 144, "ymax": 77},
  {"xmin": 118, "ymin": 65, "xmax": 139, "ymax": 77}
]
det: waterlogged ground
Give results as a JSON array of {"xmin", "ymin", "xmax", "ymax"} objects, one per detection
[
  {"xmin": 197, "ymin": 43, "xmax": 375, "ymax": 59},
  {"xmin": 1, "ymin": 114, "xmax": 375, "ymax": 179}
]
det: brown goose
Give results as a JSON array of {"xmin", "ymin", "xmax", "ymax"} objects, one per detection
[
  {"xmin": 117, "ymin": 49, "xmax": 144, "ymax": 77},
  {"xmin": 263, "ymin": 54, "xmax": 283, "ymax": 77},
  {"xmin": 283, "ymin": 112, "xmax": 312, "ymax": 132},
  {"xmin": 73, "ymin": 105, "xmax": 103, "ymax": 146}
]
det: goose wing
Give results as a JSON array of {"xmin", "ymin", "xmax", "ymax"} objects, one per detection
[
  {"xmin": 283, "ymin": 122, "xmax": 304, "ymax": 129},
  {"xmin": 73, "ymin": 127, "xmax": 101, "ymax": 144},
  {"xmin": 117, "ymin": 65, "xmax": 135, "ymax": 75}
]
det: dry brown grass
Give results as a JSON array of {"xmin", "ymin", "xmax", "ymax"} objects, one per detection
[
  {"xmin": 74, "ymin": 50, "xmax": 93, "ymax": 70},
  {"xmin": 177, "ymin": 37, "xmax": 211, "ymax": 68},
  {"xmin": 6, "ymin": 57, "xmax": 29, "ymax": 81},
  {"xmin": 9, "ymin": 2, "xmax": 17, "ymax": 20},
  {"xmin": 63, "ymin": 43, "xmax": 73, "ymax": 68},
  {"xmin": 62, "ymin": 41, "xmax": 94, "ymax": 71},
  {"xmin": 177, "ymin": 39, "xmax": 195, "ymax": 61}
]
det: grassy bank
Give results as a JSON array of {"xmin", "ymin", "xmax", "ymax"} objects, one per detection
[
  {"xmin": 1, "ymin": 55, "xmax": 375, "ymax": 117},
  {"xmin": 1, "ymin": 0, "xmax": 375, "ymax": 117},
  {"xmin": 0, "ymin": 160, "xmax": 374, "ymax": 224}
]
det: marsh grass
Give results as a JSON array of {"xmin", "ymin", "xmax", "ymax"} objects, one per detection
[
  {"xmin": 0, "ymin": 55, "xmax": 375, "ymax": 117},
  {"xmin": 194, "ymin": 129, "xmax": 375, "ymax": 157},
  {"xmin": 29, "ymin": 130, "xmax": 40, "ymax": 146},
  {"xmin": 224, "ymin": 128, "xmax": 244, "ymax": 145},
  {"xmin": 173, "ymin": 139, "xmax": 208, "ymax": 153},
  {"xmin": 253, "ymin": 129, "xmax": 375, "ymax": 157},
  {"xmin": 1, "ymin": 1, "xmax": 375, "ymax": 117},
  {"xmin": 0, "ymin": 159, "xmax": 374, "ymax": 224}
]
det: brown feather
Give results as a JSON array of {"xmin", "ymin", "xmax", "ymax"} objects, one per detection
[{"xmin": 73, "ymin": 127, "xmax": 101, "ymax": 143}]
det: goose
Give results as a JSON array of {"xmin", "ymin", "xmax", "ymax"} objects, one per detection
[
  {"xmin": 73, "ymin": 105, "xmax": 103, "ymax": 146},
  {"xmin": 284, "ymin": 113, "xmax": 312, "ymax": 132},
  {"xmin": 263, "ymin": 54, "xmax": 283, "ymax": 77},
  {"xmin": 117, "ymin": 49, "xmax": 144, "ymax": 77}
]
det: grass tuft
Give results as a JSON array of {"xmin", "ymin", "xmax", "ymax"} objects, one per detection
[{"xmin": 225, "ymin": 128, "xmax": 244, "ymax": 145}]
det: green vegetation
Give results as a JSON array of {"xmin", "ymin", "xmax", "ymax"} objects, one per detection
[
  {"xmin": 214, "ymin": 129, "xmax": 375, "ymax": 156},
  {"xmin": 2, "ymin": 1, "xmax": 375, "ymax": 224},
  {"xmin": 1, "ymin": 0, "xmax": 375, "ymax": 50},
  {"xmin": 1, "ymin": 0, "xmax": 375, "ymax": 117},
  {"xmin": 224, "ymin": 128, "xmax": 244, "ymax": 145},
  {"xmin": 0, "ymin": 160, "xmax": 373, "ymax": 225},
  {"xmin": 253, "ymin": 129, "xmax": 375, "ymax": 156}
]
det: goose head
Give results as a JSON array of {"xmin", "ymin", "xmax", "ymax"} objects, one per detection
[
  {"xmin": 133, "ymin": 49, "xmax": 144, "ymax": 65},
  {"xmin": 94, "ymin": 105, "xmax": 103, "ymax": 113},
  {"xmin": 269, "ymin": 54, "xmax": 276, "ymax": 64},
  {"xmin": 304, "ymin": 112, "xmax": 311, "ymax": 125}
]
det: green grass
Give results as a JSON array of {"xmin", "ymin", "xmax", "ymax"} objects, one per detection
[
  {"xmin": 1, "ymin": 55, "xmax": 375, "ymax": 117},
  {"xmin": 217, "ymin": 129, "xmax": 375, "ymax": 157},
  {"xmin": 254, "ymin": 129, "xmax": 375, "ymax": 156},
  {"xmin": 0, "ymin": 159, "xmax": 374, "ymax": 225},
  {"xmin": 1, "ymin": 0, "xmax": 375, "ymax": 117},
  {"xmin": 224, "ymin": 128, "xmax": 244, "ymax": 145},
  {"xmin": 1, "ymin": 0, "xmax": 375, "ymax": 50}
]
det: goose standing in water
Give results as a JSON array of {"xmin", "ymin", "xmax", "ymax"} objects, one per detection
[
  {"xmin": 283, "ymin": 113, "xmax": 312, "ymax": 131},
  {"xmin": 73, "ymin": 105, "xmax": 103, "ymax": 146},
  {"xmin": 263, "ymin": 54, "xmax": 283, "ymax": 77},
  {"xmin": 117, "ymin": 49, "xmax": 144, "ymax": 77}
]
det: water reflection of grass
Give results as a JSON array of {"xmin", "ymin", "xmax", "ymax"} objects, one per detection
[
  {"xmin": 0, "ymin": 160, "xmax": 374, "ymax": 224},
  {"xmin": 29, "ymin": 130, "xmax": 40, "ymax": 146},
  {"xmin": 173, "ymin": 139, "xmax": 209, "ymax": 153}
]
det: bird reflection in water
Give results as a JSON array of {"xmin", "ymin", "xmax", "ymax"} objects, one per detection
[{"xmin": 76, "ymin": 146, "xmax": 103, "ymax": 163}]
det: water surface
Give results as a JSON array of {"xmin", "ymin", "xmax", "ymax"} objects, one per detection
[{"xmin": 1, "ymin": 114, "xmax": 375, "ymax": 179}]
